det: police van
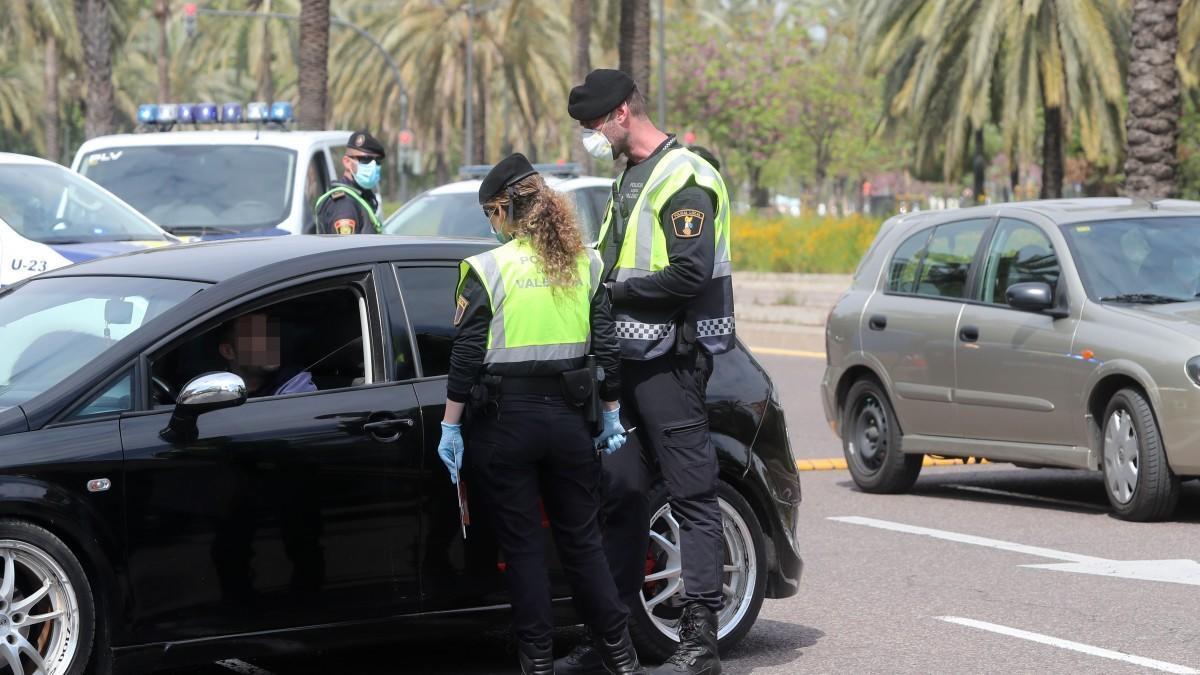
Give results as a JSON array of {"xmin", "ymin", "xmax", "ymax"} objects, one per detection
[{"xmin": 70, "ymin": 102, "xmax": 377, "ymax": 239}]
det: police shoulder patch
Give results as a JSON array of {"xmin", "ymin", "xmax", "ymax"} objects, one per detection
[
  {"xmin": 334, "ymin": 218, "xmax": 357, "ymax": 235},
  {"xmin": 453, "ymin": 295, "xmax": 469, "ymax": 326},
  {"xmin": 330, "ymin": 190, "xmax": 346, "ymax": 200},
  {"xmin": 670, "ymin": 209, "xmax": 705, "ymax": 238}
]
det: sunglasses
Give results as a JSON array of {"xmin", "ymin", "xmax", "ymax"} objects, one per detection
[{"xmin": 347, "ymin": 154, "xmax": 379, "ymax": 164}]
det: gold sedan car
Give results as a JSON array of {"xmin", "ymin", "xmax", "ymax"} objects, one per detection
[{"xmin": 822, "ymin": 198, "xmax": 1200, "ymax": 521}]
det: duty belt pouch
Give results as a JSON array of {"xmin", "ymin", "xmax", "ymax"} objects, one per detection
[
  {"xmin": 675, "ymin": 319, "xmax": 697, "ymax": 357},
  {"xmin": 560, "ymin": 367, "xmax": 594, "ymax": 408},
  {"xmin": 467, "ymin": 375, "xmax": 502, "ymax": 421}
]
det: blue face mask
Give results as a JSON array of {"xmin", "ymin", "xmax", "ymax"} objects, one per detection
[{"xmin": 353, "ymin": 158, "xmax": 381, "ymax": 190}]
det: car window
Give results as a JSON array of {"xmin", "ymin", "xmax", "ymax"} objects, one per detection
[
  {"xmin": 914, "ymin": 219, "xmax": 990, "ymax": 299},
  {"xmin": 979, "ymin": 219, "xmax": 1060, "ymax": 305},
  {"xmin": 384, "ymin": 191, "xmax": 492, "ymax": 239},
  {"xmin": 1062, "ymin": 217, "xmax": 1200, "ymax": 301},
  {"xmin": 150, "ymin": 284, "xmax": 369, "ymax": 406},
  {"xmin": 0, "ymin": 164, "xmax": 167, "ymax": 243},
  {"xmin": 887, "ymin": 228, "xmax": 932, "ymax": 293},
  {"xmin": 393, "ymin": 266, "xmax": 457, "ymax": 377},
  {"xmin": 69, "ymin": 369, "xmax": 133, "ymax": 420},
  {"xmin": 302, "ymin": 151, "xmax": 330, "ymax": 233},
  {"xmin": 0, "ymin": 276, "xmax": 203, "ymax": 411}
]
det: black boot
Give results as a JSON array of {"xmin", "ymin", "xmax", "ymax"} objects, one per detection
[
  {"xmin": 598, "ymin": 628, "xmax": 646, "ymax": 674},
  {"xmin": 555, "ymin": 629, "xmax": 607, "ymax": 675},
  {"xmin": 518, "ymin": 640, "xmax": 555, "ymax": 675},
  {"xmin": 650, "ymin": 604, "xmax": 721, "ymax": 675}
]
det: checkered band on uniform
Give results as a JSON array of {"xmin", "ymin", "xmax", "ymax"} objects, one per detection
[
  {"xmin": 696, "ymin": 316, "xmax": 735, "ymax": 338},
  {"xmin": 615, "ymin": 321, "xmax": 674, "ymax": 341}
]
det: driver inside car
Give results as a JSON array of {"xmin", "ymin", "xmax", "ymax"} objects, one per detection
[{"xmin": 218, "ymin": 312, "xmax": 316, "ymax": 398}]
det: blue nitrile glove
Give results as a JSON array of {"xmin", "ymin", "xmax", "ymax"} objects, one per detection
[
  {"xmin": 438, "ymin": 422, "xmax": 464, "ymax": 484},
  {"xmin": 595, "ymin": 406, "xmax": 627, "ymax": 455}
]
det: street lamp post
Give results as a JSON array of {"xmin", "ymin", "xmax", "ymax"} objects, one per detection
[
  {"xmin": 657, "ymin": 0, "xmax": 666, "ymax": 128},
  {"xmin": 194, "ymin": 7, "xmax": 411, "ymax": 202}
]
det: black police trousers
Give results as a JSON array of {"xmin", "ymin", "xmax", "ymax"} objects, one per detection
[
  {"xmin": 599, "ymin": 348, "xmax": 724, "ymax": 612},
  {"xmin": 468, "ymin": 393, "xmax": 629, "ymax": 647}
]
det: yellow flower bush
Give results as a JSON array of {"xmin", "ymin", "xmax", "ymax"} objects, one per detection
[{"xmin": 731, "ymin": 214, "xmax": 883, "ymax": 273}]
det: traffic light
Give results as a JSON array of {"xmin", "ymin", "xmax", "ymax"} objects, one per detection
[{"xmin": 183, "ymin": 3, "xmax": 197, "ymax": 37}]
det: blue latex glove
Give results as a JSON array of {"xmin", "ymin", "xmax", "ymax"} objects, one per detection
[
  {"xmin": 438, "ymin": 422, "xmax": 464, "ymax": 484},
  {"xmin": 595, "ymin": 406, "xmax": 627, "ymax": 455}
]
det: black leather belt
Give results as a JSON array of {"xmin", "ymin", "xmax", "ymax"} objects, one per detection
[{"xmin": 496, "ymin": 376, "xmax": 563, "ymax": 396}]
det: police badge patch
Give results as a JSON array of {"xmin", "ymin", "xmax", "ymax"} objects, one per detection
[
  {"xmin": 453, "ymin": 295, "xmax": 469, "ymax": 326},
  {"xmin": 670, "ymin": 209, "xmax": 705, "ymax": 238},
  {"xmin": 334, "ymin": 218, "xmax": 356, "ymax": 235}
]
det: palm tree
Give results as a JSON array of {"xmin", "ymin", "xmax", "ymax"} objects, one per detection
[
  {"xmin": 74, "ymin": 0, "xmax": 117, "ymax": 138},
  {"xmin": 1, "ymin": 0, "xmax": 77, "ymax": 161},
  {"xmin": 1181, "ymin": 0, "xmax": 1200, "ymax": 90},
  {"xmin": 859, "ymin": 0, "xmax": 1128, "ymax": 199},
  {"xmin": 619, "ymin": 0, "xmax": 651, "ymax": 91},
  {"xmin": 298, "ymin": 0, "xmax": 329, "ymax": 130},
  {"xmin": 571, "ymin": 0, "xmax": 593, "ymax": 171},
  {"xmin": 1124, "ymin": 0, "xmax": 1182, "ymax": 198}
]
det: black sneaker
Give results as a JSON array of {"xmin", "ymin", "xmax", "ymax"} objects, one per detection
[
  {"xmin": 650, "ymin": 604, "xmax": 721, "ymax": 675},
  {"xmin": 555, "ymin": 638, "xmax": 606, "ymax": 675}
]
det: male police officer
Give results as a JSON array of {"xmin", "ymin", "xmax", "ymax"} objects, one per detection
[
  {"xmin": 561, "ymin": 69, "xmax": 734, "ymax": 675},
  {"xmin": 313, "ymin": 130, "xmax": 386, "ymax": 234}
]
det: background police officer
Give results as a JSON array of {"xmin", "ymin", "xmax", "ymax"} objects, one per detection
[
  {"xmin": 313, "ymin": 130, "xmax": 385, "ymax": 234},
  {"xmin": 436, "ymin": 154, "xmax": 646, "ymax": 675},
  {"xmin": 561, "ymin": 69, "xmax": 736, "ymax": 675}
]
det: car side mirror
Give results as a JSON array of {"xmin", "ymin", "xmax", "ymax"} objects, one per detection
[
  {"xmin": 1006, "ymin": 282, "xmax": 1057, "ymax": 314},
  {"xmin": 161, "ymin": 372, "xmax": 246, "ymax": 442}
]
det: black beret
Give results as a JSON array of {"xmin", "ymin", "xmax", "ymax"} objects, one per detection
[
  {"xmin": 689, "ymin": 145, "xmax": 721, "ymax": 171},
  {"xmin": 479, "ymin": 153, "xmax": 537, "ymax": 204},
  {"xmin": 347, "ymin": 130, "xmax": 386, "ymax": 159},
  {"xmin": 568, "ymin": 69, "xmax": 636, "ymax": 121}
]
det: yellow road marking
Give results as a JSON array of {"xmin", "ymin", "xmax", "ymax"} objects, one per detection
[
  {"xmin": 795, "ymin": 456, "xmax": 990, "ymax": 471},
  {"xmin": 748, "ymin": 345, "xmax": 826, "ymax": 359}
]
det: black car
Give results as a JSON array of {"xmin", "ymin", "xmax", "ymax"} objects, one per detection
[{"xmin": 0, "ymin": 236, "xmax": 802, "ymax": 674}]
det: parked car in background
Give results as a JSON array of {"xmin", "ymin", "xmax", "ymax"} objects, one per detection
[
  {"xmin": 385, "ymin": 164, "xmax": 612, "ymax": 244},
  {"xmin": 0, "ymin": 153, "xmax": 175, "ymax": 286},
  {"xmin": 823, "ymin": 198, "xmax": 1200, "ymax": 521},
  {"xmin": 0, "ymin": 235, "xmax": 800, "ymax": 673}
]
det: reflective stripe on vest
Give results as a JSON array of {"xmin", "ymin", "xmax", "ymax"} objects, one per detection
[
  {"xmin": 598, "ymin": 148, "xmax": 735, "ymax": 357},
  {"xmin": 458, "ymin": 239, "xmax": 602, "ymax": 366},
  {"xmin": 314, "ymin": 186, "xmax": 382, "ymax": 233}
]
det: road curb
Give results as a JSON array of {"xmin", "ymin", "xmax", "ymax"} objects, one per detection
[{"xmin": 795, "ymin": 457, "xmax": 990, "ymax": 471}]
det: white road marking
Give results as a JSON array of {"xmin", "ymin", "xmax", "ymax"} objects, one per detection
[
  {"xmin": 215, "ymin": 659, "xmax": 276, "ymax": 675},
  {"xmin": 936, "ymin": 616, "xmax": 1200, "ymax": 674},
  {"xmin": 830, "ymin": 516, "xmax": 1200, "ymax": 586},
  {"xmin": 944, "ymin": 484, "xmax": 1107, "ymax": 511}
]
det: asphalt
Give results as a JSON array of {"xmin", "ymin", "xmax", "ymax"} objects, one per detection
[{"xmin": 172, "ymin": 347, "xmax": 1200, "ymax": 675}]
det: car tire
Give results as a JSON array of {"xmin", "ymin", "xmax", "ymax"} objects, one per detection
[
  {"xmin": 841, "ymin": 378, "xmax": 922, "ymax": 493},
  {"xmin": 629, "ymin": 481, "xmax": 766, "ymax": 662},
  {"xmin": 1101, "ymin": 388, "xmax": 1180, "ymax": 521},
  {"xmin": 0, "ymin": 519, "xmax": 96, "ymax": 675}
]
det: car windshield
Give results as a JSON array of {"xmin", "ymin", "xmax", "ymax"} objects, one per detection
[
  {"xmin": 1062, "ymin": 217, "xmax": 1200, "ymax": 303},
  {"xmin": 0, "ymin": 276, "xmax": 205, "ymax": 410},
  {"xmin": 78, "ymin": 145, "xmax": 296, "ymax": 235},
  {"xmin": 384, "ymin": 187, "xmax": 603, "ymax": 244},
  {"xmin": 0, "ymin": 164, "xmax": 167, "ymax": 244}
]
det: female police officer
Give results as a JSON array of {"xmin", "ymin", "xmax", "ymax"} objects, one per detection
[{"xmin": 436, "ymin": 153, "xmax": 646, "ymax": 675}]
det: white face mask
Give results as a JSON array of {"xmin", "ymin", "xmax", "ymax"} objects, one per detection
[{"xmin": 582, "ymin": 124, "xmax": 614, "ymax": 160}]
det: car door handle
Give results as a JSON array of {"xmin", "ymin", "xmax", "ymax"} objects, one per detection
[
  {"xmin": 959, "ymin": 325, "xmax": 980, "ymax": 342},
  {"xmin": 363, "ymin": 417, "xmax": 415, "ymax": 442},
  {"xmin": 868, "ymin": 314, "xmax": 887, "ymax": 331}
]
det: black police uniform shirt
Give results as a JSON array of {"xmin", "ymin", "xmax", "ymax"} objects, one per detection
[
  {"xmin": 446, "ymin": 267, "xmax": 623, "ymax": 404},
  {"xmin": 313, "ymin": 177, "xmax": 380, "ymax": 235},
  {"xmin": 604, "ymin": 135, "xmax": 717, "ymax": 307}
]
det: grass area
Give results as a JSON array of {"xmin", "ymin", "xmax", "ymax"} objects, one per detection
[{"xmin": 732, "ymin": 213, "xmax": 882, "ymax": 273}]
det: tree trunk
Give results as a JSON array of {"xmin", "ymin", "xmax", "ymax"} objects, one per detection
[
  {"xmin": 155, "ymin": 0, "xmax": 170, "ymax": 102},
  {"xmin": 571, "ymin": 0, "xmax": 593, "ymax": 173},
  {"xmin": 297, "ymin": 0, "xmax": 330, "ymax": 130},
  {"xmin": 1010, "ymin": 163, "xmax": 1019, "ymax": 201},
  {"xmin": 257, "ymin": 1, "xmax": 275, "ymax": 103},
  {"xmin": 1123, "ymin": 0, "xmax": 1182, "ymax": 199},
  {"xmin": 74, "ymin": 0, "xmax": 115, "ymax": 138},
  {"xmin": 472, "ymin": 58, "xmax": 486, "ymax": 164},
  {"xmin": 43, "ymin": 36, "xmax": 60, "ymax": 163},
  {"xmin": 972, "ymin": 127, "xmax": 986, "ymax": 204},
  {"xmin": 749, "ymin": 164, "xmax": 769, "ymax": 209},
  {"xmin": 1040, "ymin": 106, "xmax": 1064, "ymax": 198},
  {"xmin": 619, "ymin": 0, "xmax": 651, "ymax": 93}
]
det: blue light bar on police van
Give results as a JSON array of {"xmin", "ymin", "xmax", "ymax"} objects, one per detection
[
  {"xmin": 156, "ymin": 103, "xmax": 179, "ymax": 123},
  {"xmin": 137, "ymin": 104, "xmax": 158, "ymax": 124},
  {"xmin": 178, "ymin": 104, "xmax": 195, "ymax": 124},
  {"xmin": 247, "ymin": 102, "xmax": 269, "ymax": 122},
  {"xmin": 270, "ymin": 101, "xmax": 294, "ymax": 123},
  {"xmin": 195, "ymin": 103, "xmax": 219, "ymax": 124},
  {"xmin": 221, "ymin": 103, "xmax": 243, "ymax": 123}
]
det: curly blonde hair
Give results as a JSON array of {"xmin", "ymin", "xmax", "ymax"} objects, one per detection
[{"xmin": 486, "ymin": 174, "xmax": 584, "ymax": 287}]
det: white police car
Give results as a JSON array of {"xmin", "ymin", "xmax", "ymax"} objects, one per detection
[
  {"xmin": 0, "ymin": 153, "xmax": 174, "ymax": 286},
  {"xmin": 70, "ymin": 102, "xmax": 374, "ymax": 239},
  {"xmin": 385, "ymin": 164, "xmax": 613, "ymax": 244}
]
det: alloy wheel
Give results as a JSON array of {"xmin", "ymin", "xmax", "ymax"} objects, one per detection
[{"xmin": 0, "ymin": 541, "xmax": 82, "ymax": 675}]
